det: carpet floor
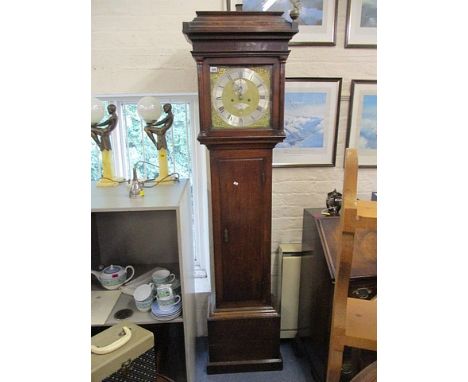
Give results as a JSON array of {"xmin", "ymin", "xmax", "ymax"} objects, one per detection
[{"xmin": 195, "ymin": 337, "xmax": 314, "ymax": 382}]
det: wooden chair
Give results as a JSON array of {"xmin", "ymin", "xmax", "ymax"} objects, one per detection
[{"xmin": 326, "ymin": 149, "xmax": 377, "ymax": 382}]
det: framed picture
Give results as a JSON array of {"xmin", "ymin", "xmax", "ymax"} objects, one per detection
[
  {"xmin": 345, "ymin": 0, "xmax": 377, "ymax": 48},
  {"xmin": 242, "ymin": 0, "xmax": 338, "ymax": 46},
  {"xmin": 273, "ymin": 78, "xmax": 342, "ymax": 167},
  {"xmin": 346, "ymin": 80, "xmax": 377, "ymax": 167}
]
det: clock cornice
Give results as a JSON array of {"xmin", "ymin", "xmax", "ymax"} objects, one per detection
[{"xmin": 183, "ymin": 11, "xmax": 298, "ymax": 39}]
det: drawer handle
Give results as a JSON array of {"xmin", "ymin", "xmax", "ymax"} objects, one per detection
[{"xmin": 223, "ymin": 228, "xmax": 229, "ymax": 243}]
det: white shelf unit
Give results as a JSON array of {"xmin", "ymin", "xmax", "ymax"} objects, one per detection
[{"xmin": 91, "ymin": 179, "xmax": 196, "ymax": 382}]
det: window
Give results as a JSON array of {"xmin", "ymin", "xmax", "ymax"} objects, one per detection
[
  {"xmin": 91, "ymin": 94, "xmax": 210, "ymax": 290},
  {"xmin": 92, "ymin": 98, "xmax": 191, "ymax": 181}
]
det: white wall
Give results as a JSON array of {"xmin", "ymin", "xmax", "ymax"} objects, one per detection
[
  {"xmin": 92, "ymin": 0, "xmax": 377, "ymax": 334},
  {"xmin": 92, "ymin": 0, "xmax": 224, "ymax": 94}
]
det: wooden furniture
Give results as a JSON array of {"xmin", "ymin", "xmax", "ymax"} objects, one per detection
[
  {"xmin": 326, "ymin": 149, "xmax": 377, "ymax": 382},
  {"xmin": 183, "ymin": 12, "xmax": 298, "ymax": 374},
  {"xmin": 299, "ymin": 208, "xmax": 377, "ymax": 381},
  {"xmin": 91, "ymin": 180, "xmax": 196, "ymax": 382}
]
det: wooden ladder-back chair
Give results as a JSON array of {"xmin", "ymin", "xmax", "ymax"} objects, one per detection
[{"xmin": 326, "ymin": 149, "xmax": 377, "ymax": 382}]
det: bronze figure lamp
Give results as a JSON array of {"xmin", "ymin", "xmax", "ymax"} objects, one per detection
[
  {"xmin": 91, "ymin": 97, "xmax": 121, "ymax": 187},
  {"xmin": 137, "ymin": 97, "xmax": 176, "ymax": 183}
]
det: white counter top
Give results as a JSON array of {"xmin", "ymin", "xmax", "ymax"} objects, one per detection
[{"xmin": 91, "ymin": 179, "xmax": 189, "ymax": 212}]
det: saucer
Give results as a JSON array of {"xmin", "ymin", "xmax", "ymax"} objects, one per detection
[
  {"xmin": 150, "ymin": 311, "xmax": 181, "ymax": 321},
  {"xmin": 156, "ymin": 304, "xmax": 181, "ymax": 313},
  {"xmin": 151, "ymin": 300, "xmax": 182, "ymax": 316},
  {"xmin": 150, "ymin": 305, "xmax": 181, "ymax": 321},
  {"xmin": 152, "ymin": 308, "xmax": 181, "ymax": 318},
  {"xmin": 151, "ymin": 303, "xmax": 181, "ymax": 316}
]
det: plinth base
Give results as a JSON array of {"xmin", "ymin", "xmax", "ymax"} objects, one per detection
[
  {"xmin": 207, "ymin": 357, "xmax": 283, "ymax": 374},
  {"xmin": 207, "ymin": 306, "xmax": 282, "ymax": 374}
]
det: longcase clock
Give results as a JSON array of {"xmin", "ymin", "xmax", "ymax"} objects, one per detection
[{"xmin": 183, "ymin": 12, "xmax": 298, "ymax": 374}]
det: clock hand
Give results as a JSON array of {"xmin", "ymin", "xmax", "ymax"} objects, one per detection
[
  {"xmin": 234, "ymin": 79, "xmax": 247, "ymax": 100},
  {"xmin": 234, "ymin": 83, "xmax": 242, "ymax": 99}
]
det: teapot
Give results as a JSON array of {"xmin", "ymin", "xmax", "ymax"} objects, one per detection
[{"xmin": 91, "ymin": 265, "xmax": 135, "ymax": 290}]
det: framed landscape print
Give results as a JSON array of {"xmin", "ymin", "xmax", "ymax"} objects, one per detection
[
  {"xmin": 273, "ymin": 78, "xmax": 342, "ymax": 167},
  {"xmin": 346, "ymin": 80, "xmax": 377, "ymax": 167},
  {"xmin": 345, "ymin": 0, "xmax": 377, "ymax": 48},
  {"xmin": 242, "ymin": 0, "xmax": 338, "ymax": 46}
]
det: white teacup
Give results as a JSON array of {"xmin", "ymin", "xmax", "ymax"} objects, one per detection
[
  {"xmin": 157, "ymin": 295, "xmax": 181, "ymax": 311},
  {"xmin": 155, "ymin": 284, "xmax": 174, "ymax": 301},
  {"xmin": 133, "ymin": 283, "xmax": 155, "ymax": 312},
  {"xmin": 152, "ymin": 269, "xmax": 175, "ymax": 285}
]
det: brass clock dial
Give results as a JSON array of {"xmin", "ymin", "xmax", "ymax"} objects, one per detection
[{"xmin": 210, "ymin": 66, "xmax": 272, "ymax": 128}]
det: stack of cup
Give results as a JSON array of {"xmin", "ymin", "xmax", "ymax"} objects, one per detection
[
  {"xmin": 133, "ymin": 283, "xmax": 155, "ymax": 312},
  {"xmin": 151, "ymin": 283, "xmax": 182, "ymax": 321},
  {"xmin": 132, "ymin": 268, "xmax": 182, "ymax": 320},
  {"xmin": 152, "ymin": 268, "xmax": 181, "ymax": 295}
]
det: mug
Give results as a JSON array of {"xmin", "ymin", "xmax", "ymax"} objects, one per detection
[
  {"xmin": 157, "ymin": 295, "xmax": 181, "ymax": 311},
  {"xmin": 152, "ymin": 269, "xmax": 175, "ymax": 285},
  {"xmin": 133, "ymin": 283, "xmax": 155, "ymax": 312},
  {"xmin": 155, "ymin": 284, "xmax": 174, "ymax": 301}
]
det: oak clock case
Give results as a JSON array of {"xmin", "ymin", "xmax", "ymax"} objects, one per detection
[{"xmin": 183, "ymin": 11, "xmax": 298, "ymax": 375}]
